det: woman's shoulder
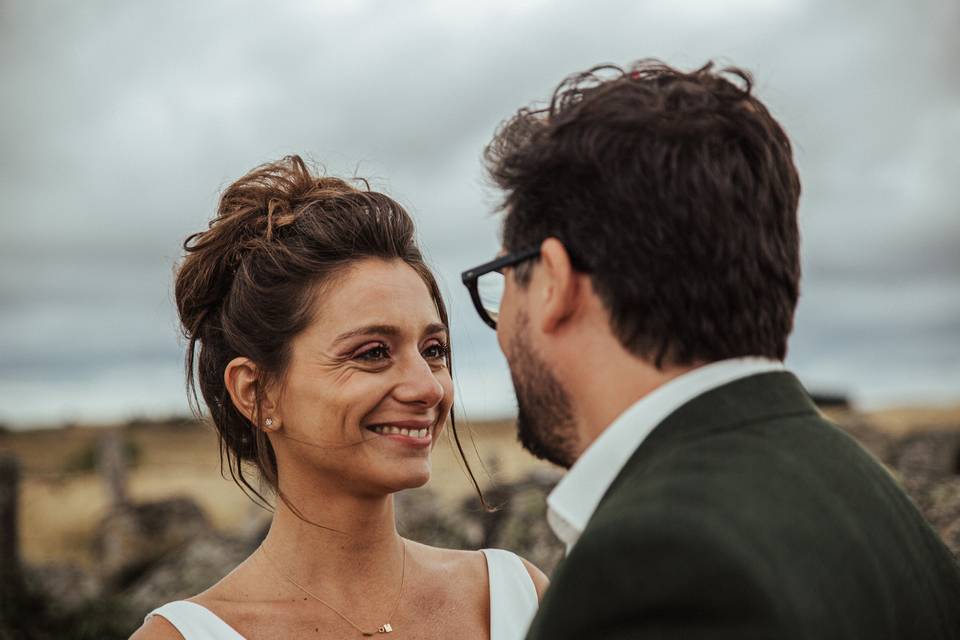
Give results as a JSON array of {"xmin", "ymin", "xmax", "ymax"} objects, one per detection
[
  {"xmin": 405, "ymin": 540, "xmax": 548, "ymax": 601},
  {"xmin": 130, "ymin": 596, "xmax": 253, "ymax": 640},
  {"xmin": 515, "ymin": 555, "xmax": 549, "ymax": 601}
]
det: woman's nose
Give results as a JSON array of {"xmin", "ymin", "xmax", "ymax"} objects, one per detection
[{"xmin": 392, "ymin": 353, "xmax": 445, "ymax": 407}]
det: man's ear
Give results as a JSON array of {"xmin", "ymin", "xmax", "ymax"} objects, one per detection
[
  {"xmin": 224, "ymin": 357, "xmax": 280, "ymax": 431},
  {"xmin": 538, "ymin": 237, "xmax": 581, "ymax": 334}
]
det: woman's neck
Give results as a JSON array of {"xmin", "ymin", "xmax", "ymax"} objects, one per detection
[{"xmin": 258, "ymin": 478, "xmax": 404, "ymax": 597}]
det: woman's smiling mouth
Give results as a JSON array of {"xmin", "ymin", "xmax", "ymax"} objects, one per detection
[
  {"xmin": 365, "ymin": 420, "xmax": 434, "ymax": 445},
  {"xmin": 369, "ymin": 425, "xmax": 430, "ymax": 438}
]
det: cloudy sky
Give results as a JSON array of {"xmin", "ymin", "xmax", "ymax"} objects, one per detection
[{"xmin": 1, "ymin": 0, "xmax": 958, "ymax": 428}]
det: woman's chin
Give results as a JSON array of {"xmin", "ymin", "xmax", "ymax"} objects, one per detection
[
  {"xmin": 363, "ymin": 459, "xmax": 432, "ymax": 495},
  {"xmin": 395, "ymin": 465, "xmax": 431, "ymax": 491},
  {"xmin": 391, "ymin": 464, "xmax": 432, "ymax": 493}
]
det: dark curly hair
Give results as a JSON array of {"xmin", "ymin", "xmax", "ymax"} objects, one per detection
[
  {"xmin": 485, "ymin": 59, "xmax": 802, "ymax": 366},
  {"xmin": 175, "ymin": 155, "xmax": 482, "ymax": 510}
]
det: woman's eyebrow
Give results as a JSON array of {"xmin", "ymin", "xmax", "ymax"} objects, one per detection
[
  {"xmin": 331, "ymin": 323, "xmax": 448, "ymax": 345},
  {"xmin": 332, "ymin": 324, "xmax": 401, "ymax": 344},
  {"xmin": 422, "ymin": 322, "xmax": 449, "ymax": 338}
]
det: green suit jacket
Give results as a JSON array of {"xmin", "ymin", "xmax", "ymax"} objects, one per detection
[{"xmin": 526, "ymin": 372, "xmax": 960, "ymax": 639}]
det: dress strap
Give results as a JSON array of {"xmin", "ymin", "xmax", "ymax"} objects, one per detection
[
  {"xmin": 146, "ymin": 601, "xmax": 247, "ymax": 640},
  {"xmin": 481, "ymin": 548, "xmax": 539, "ymax": 640}
]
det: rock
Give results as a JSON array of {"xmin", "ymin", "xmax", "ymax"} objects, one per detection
[
  {"xmin": 464, "ymin": 470, "xmax": 566, "ymax": 575},
  {"xmin": 395, "ymin": 471, "xmax": 566, "ymax": 574},
  {"xmin": 396, "ymin": 488, "xmax": 477, "ymax": 549},
  {"xmin": 892, "ymin": 431, "xmax": 960, "ymax": 478},
  {"xmin": 908, "ymin": 476, "xmax": 960, "ymax": 556},
  {"xmin": 24, "ymin": 563, "xmax": 103, "ymax": 616},
  {"xmin": 121, "ymin": 531, "xmax": 253, "ymax": 630},
  {"xmin": 94, "ymin": 496, "xmax": 211, "ymax": 586},
  {"xmin": 486, "ymin": 482, "xmax": 565, "ymax": 575}
]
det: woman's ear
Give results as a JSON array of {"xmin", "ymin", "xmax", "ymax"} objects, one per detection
[{"xmin": 224, "ymin": 357, "xmax": 280, "ymax": 431}]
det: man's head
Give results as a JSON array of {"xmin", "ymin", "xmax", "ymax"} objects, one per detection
[{"xmin": 483, "ymin": 60, "xmax": 801, "ymax": 466}]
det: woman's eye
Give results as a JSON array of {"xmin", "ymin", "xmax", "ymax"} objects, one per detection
[
  {"xmin": 423, "ymin": 342, "xmax": 449, "ymax": 360},
  {"xmin": 356, "ymin": 344, "xmax": 390, "ymax": 361}
]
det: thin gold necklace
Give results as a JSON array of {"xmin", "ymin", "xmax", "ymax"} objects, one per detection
[{"xmin": 259, "ymin": 540, "xmax": 406, "ymax": 636}]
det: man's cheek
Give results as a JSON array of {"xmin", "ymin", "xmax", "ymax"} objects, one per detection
[{"xmin": 497, "ymin": 319, "xmax": 513, "ymax": 357}]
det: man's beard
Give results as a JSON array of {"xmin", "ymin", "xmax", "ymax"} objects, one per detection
[{"xmin": 506, "ymin": 312, "xmax": 579, "ymax": 469}]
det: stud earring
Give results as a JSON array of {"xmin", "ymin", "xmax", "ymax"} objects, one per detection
[{"xmin": 264, "ymin": 417, "xmax": 274, "ymax": 428}]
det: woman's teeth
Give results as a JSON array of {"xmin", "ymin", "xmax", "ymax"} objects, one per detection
[{"xmin": 371, "ymin": 425, "xmax": 429, "ymax": 438}]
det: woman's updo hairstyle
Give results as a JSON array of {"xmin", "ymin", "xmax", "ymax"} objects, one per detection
[{"xmin": 175, "ymin": 155, "xmax": 472, "ymax": 507}]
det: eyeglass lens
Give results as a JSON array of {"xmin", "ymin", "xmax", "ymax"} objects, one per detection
[{"xmin": 477, "ymin": 271, "xmax": 504, "ymax": 324}]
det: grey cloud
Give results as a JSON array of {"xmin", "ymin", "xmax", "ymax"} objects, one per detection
[{"xmin": 1, "ymin": 0, "xmax": 958, "ymax": 425}]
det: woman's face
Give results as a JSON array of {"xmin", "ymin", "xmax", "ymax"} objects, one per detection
[{"xmin": 270, "ymin": 258, "xmax": 453, "ymax": 497}]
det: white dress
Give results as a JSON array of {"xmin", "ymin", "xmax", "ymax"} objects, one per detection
[{"xmin": 146, "ymin": 548, "xmax": 538, "ymax": 640}]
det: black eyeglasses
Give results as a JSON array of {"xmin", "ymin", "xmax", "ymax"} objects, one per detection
[{"xmin": 460, "ymin": 246, "xmax": 541, "ymax": 329}]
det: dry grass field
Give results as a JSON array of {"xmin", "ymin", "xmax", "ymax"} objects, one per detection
[
  {"xmin": 2, "ymin": 418, "xmax": 555, "ymax": 568},
  {"xmin": 3, "ymin": 404, "xmax": 958, "ymax": 568}
]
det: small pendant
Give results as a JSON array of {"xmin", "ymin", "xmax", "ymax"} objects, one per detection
[{"xmin": 378, "ymin": 623, "xmax": 393, "ymax": 633}]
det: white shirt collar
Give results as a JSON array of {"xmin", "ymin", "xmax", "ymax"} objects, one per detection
[{"xmin": 546, "ymin": 357, "xmax": 785, "ymax": 553}]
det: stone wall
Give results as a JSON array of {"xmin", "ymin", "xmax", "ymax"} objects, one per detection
[{"xmin": 5, "ymin": 415, "xmax": 960, "ymax": 639}]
